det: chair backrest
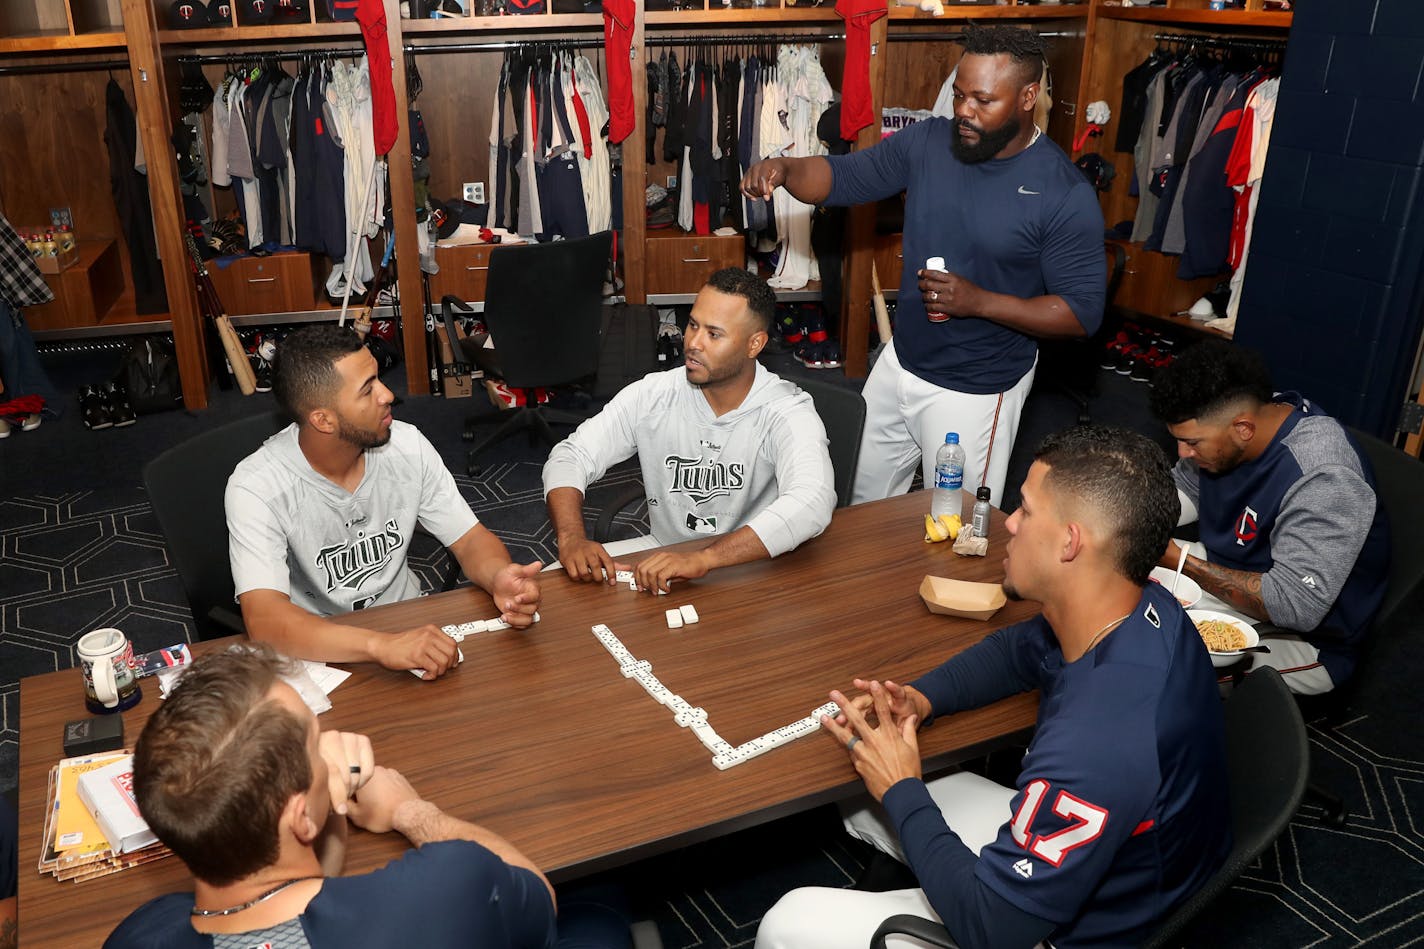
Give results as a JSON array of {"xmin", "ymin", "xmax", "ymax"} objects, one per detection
[
  {"xmin": 1143, "ymin": 666, "xmax": 1308, "ymax": 948},
  {"xmin": 795, "ymin": 376, "xmax": 867, "ymax": 509},
  {"xmin": 142, "ymin": 412, "xmax": 284, "ymax": 640},
  {"xmin": 482, "ymin": 231, "xmax": 613, "ymax": 390},
  {"xmin": 1349, "ymin": 429, "xmax": 1424, "ymax": 626}
]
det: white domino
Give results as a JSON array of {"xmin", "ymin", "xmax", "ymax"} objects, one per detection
[
  {"xmin": 679, "ymin": 604, "xmax": 699, "ymax": 624},
  {"xmin": 620, "ymin": 659, "xmax": 652, "ymax": 678},
  {"xmin": 442, "ymin": 612, "xmax": 540, "ymax": 641},
  {"xmin": 809, "ymin": 700, "xmax": 841, "ymax": 722},
  {"xmin": 665, "ymin": 609, "xmax": 684, "ymax": 629},
  {"xmin": 615, "ymin": 570, "xmax": 634, "ymax": 584},
  {"xmin": 690, "ymin": 721, "xmax": 727, "ymax": 752},
  {"xmin": 674, "ymin": 706, "xmax": 708, "ymax": 728}
]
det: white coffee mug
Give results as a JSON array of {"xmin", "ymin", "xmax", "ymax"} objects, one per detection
[{"xmin": 77, "ymin": 627, "xmax": 139, "ymax": 711}]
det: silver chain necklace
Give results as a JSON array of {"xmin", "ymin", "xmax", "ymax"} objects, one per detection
[
  {"xmin": 190, "ymin": 875, "xmax": 322, "ymax": 918},
  {"xmin": 1083, "ymin": 612, "xmax": 1132, "ymax": 654}
]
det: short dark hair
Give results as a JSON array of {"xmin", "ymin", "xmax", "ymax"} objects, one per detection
[
  {"xmin": 1148, "ymin": 339, "xmax": 1274, "ymax": 425},
  {"xmin": 960, "ymin": 24, "xmax": 1047, "ymax": 89},
  {"xmin": 273, "ymin": 325, "xmax": 366, "ymax": 422},
  {"xmin": 133, "ymin": 645, "xmax": 312, "ymax": 886},
  {"xmin": 1034, "ymin": 426, "xmax": 1179, "ymax": 585},
  {"xmin": 704, "ymin": 268, "xmax": 775, "ymax": 334}
]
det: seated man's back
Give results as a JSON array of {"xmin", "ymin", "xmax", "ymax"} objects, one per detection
[{"xmin": 108, "ymin": 840, "xmax": 553, "ymax": 948}]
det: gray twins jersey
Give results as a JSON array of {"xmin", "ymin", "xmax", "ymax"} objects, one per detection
[
  {"xmin": 226, "ymin": 421, "xmax": 477, "ymax": 615},
  {"xmin": 542, "ymin": 364, "xmax": 836, "ymax": 557}
]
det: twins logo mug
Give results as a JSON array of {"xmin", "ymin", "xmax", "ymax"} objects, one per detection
[{"xmin": 77, "ymin": 628, "xmax": 142, "ymax": 713}]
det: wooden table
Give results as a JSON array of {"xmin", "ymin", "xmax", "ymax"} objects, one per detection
[{"xmin": 18, "ymin": 491, "xmax": 1041, "ymax": 947}]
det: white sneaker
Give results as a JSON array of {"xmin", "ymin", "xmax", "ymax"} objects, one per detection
[
  {"xmin": 0, "ymin": 418, "xmax": 10, "ymax": 438},
  {"xmin": 21, "ymin": 413, "xmax": 40, "ymax": 432}
]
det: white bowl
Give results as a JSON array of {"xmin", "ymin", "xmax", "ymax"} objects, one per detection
[
  {"xmin": 1186, "ymin": 609, "xmax": 1260, "ymax": 668},
  {"xmin": 1149, "ymin": 567, "xmax": 1203, "ymax": 609}
]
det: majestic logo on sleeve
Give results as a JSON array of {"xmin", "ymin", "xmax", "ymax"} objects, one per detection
[
  {"xmin": 1235, "ymin": 505, "xmax": 1259, "ymax": 546},
  {"xmin": 664, "ymin": 454, "xmax": 745, "ymax": 505},
  {"xmin": 316, "ymin": 519, "xmax": 405, "ymax": 593}
]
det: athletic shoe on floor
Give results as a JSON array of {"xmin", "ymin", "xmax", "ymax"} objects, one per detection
[
  {"xmin": 103, "ymin": 382, "xmax": 136, "ymax": 427},
  {"xmin": 0, "ymin": 418, "xmax": 10, "ymax": 438},
  {"xmin": 80, "ymin": 384, "xmax": 113, "ymax": 431}
]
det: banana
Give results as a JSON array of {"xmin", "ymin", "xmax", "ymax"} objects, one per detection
[
  {"xmin": 924, "ymin": 514, "xmax": 950, "ymax": 543},
  {"xmin": 938, "ymin": 513, "xmax": 962, "ymax": 540}
]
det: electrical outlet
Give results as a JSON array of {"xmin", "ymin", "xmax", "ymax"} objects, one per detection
[
  {"xmin": 49, "ymin": 206, "xmax": 73, "ymax": 229},
  {"xmin": 666, "ymin": 176, "xmax": 677, "ymax": 189},
  {"xmin": 462, "ymin": 182, "xmax": 485, "ymax": 204}
]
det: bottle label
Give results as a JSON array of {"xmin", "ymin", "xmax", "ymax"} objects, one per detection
[{"xmin": 935, "ymin": 465, "xmax": 963, "ymax": 491}]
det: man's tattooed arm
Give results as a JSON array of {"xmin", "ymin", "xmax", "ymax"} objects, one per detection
[{"xmin": 1184, "ymin": 555, "xmax": 1268, "ymax": 621}]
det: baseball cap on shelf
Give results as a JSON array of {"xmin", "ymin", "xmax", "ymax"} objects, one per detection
[
  {"xmin": 431, "ymin": 0, "xmax": 466, "ymax": 13},
  {"xmin": 206, "ymin": 0, "xmax": 234, "ymax": 23},
  {"xmin": 239, "ymin": 0, "xmax": 275, "ymax": 23},
  {"xmin": 169, "ymin": 0, "xmax": 206, "ymax": 28},
  {"xmin": 273, "ymin": 0, "xmax": 309, "ymax": 18}
]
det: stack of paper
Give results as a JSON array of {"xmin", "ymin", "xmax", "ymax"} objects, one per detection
[{"xmin": 36, "ymin": 752, "xmax": 172, "ymax": 883}]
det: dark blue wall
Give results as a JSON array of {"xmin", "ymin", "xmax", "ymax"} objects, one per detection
[{"xmin": 1235, "ymin": 0, "xmax": 1424, "ymax": 437}]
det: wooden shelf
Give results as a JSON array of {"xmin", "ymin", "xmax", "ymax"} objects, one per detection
[
  {"xmin": 0, "ymin": 29, "xmax": 124, "ymax": 52},
  {"xmin": 402, "ymin": 13, "xmax": 604, "ymax": 32},
  {"xmin": 1096, "ymin": 6, "xmax": 1291, "ymax": 27},
  {"xmin": 158, "ymin": 21, "xmax": 362, "ymax": 44},
  {"xmin": 1124, "ymin": 307, "xmax": 1234, "ymax": 339},
  {"xmin": 888, "ymin": 3, "xmax": 1089, "ymax": 20},
  {"xmin": 646, "ymin": 8, "xmax": 840, "ymax": 25}
]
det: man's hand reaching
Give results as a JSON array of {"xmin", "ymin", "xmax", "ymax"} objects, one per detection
[
  {"xmin": 370, "ymin": 626, "xmax": 459, "ymax": 680},
  {"xmin": 490, "ymin": 561, "xmax": 542, "ymax": 627}
]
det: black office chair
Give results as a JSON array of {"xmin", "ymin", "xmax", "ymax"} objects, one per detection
[
  {"xmin": 143, "ymin": 412, "xmax": 284, "ymax": 640},
  {"xmin": 1287, "ymin": 430, "xmax": 1424, "ymax": 823},
  {"xmin": 445, "ymin": 230, "xmax": 613, "ymax": 476},
  {"xmin": 590, "ymin": 374, "xmax": 867, "ymax": 543},
  {"xmin": 867, "ymin": 667, "xmax": 1310, "ymax": 949},
  {"xmin": 1031, "ymin": 241, "xmax": 1128, "ymax": 425}
]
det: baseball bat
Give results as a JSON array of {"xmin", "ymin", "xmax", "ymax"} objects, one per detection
[
  {"xmin": 422, "ymin": 272, "xmax": 442, "ymax": 397},
  {"xmin": 184, "ymin": 231, "xmax": 257, "ymax": 396},
  {"xmin": 871, "ymin": 262, "xmax": 893, "ymax": 345}
]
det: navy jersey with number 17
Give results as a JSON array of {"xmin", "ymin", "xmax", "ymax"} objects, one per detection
[{"xmin": 898, "ymin": 582, "xmax": 1231, "ymax": 948}]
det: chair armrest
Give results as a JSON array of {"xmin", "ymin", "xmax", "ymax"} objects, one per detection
[
  {"xmin": 440, "ymin": 295, "xmax": 475, "ymax": 374},
  {"xmin": 592, "ymin": 485, "xmax": 647, "ymax": 544},
  {"xmin": 869, "ymin": 915, "xmax": 957, "ymax": 949}
]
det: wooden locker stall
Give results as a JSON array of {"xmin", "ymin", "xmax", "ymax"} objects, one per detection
[
  {"xmin": 1072, "ymin": 0, "xmax": 1292, "ymax": 336},
  {"xmin": 0, "ymin": 0, "xmax": 1296, "ymax": 403}
]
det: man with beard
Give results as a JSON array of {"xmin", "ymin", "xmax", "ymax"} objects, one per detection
[
  {"xmin": 756, "ymin": 427, "xmax": 1230, "ymax": 949},
  {"xmin": 741, "ymin": 26, "xmax": 1105, "ymax": 508},
  {"xmin": 225, "ymin": 325, "xmax": 542, "ymax": 676},
  {"xmin": 543, "ymin": 268, "xmax": 836, "ymax": 593}
]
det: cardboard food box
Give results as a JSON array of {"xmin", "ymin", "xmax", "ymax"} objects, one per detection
[{"xmin": 919, "ymin": 576, "xmax": 1007, "ymax": 622}]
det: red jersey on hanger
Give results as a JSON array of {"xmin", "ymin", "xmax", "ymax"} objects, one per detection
[
  {"xmin": 836, "ymin": 0, "xmax": 887, "ymax": 141},
  {"xmin": 604, "ymin": 0, "xmax": 637, "ymax": 144}
]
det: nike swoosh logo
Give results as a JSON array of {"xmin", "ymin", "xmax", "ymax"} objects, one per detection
[{"xmin": 1018, "ymin": 186, "xmax": 1041, "ymax": 195}]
